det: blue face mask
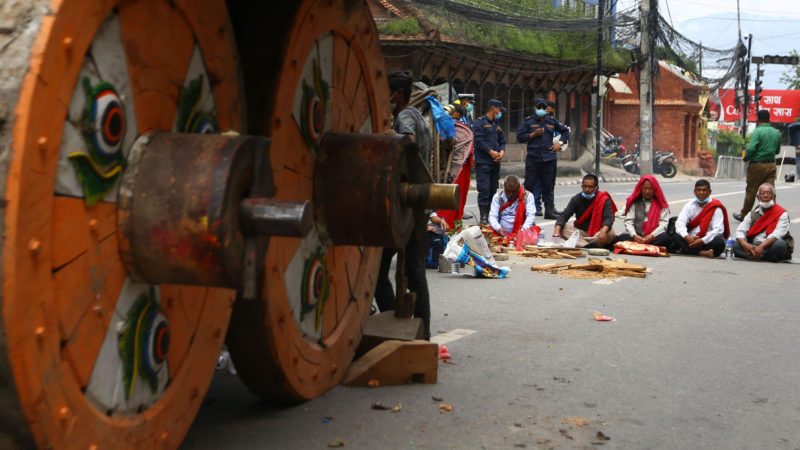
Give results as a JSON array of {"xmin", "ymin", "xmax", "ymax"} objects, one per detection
[
  {"xmin": 496, "ymin": 111, "xmax": 502, "ymax": 119},
  {"xmin": 466, "ymin": 103, "xmax": 474, "ymax": 113},
  {"xmin": 581, "ymin": 191, "xmax": 596, "ymax": 199},
  {"xmin": 695, "ymin": 196, "xmax": 710, "ymax": 204},
  {"xmin": 536, "ymin": 109, "xmax": 547, "ymax": 117}
]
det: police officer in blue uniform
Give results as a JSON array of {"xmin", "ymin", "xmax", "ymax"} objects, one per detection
[
  {"xmin": 517, "ymin": 98, "xmax": 570, "ymax": 220},
  {"xmin": 472, "ymin": 98, "xmax": 506, "ymax": 224}
]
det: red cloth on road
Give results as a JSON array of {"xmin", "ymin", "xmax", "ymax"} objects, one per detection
[
  {"xmin": 624, "ymin": 175, "xmax": 669, "ymax": 236},
  {"xmin": 746, "ymin": 204, "xmax": 786, "ymax": 238},
  {"xmin": 574, "ymin": 191, "xmax": 617, "ymax": 235},
  {"xmin": 687, "ymin": 199, "xmax": 730, "ymax": 238}
]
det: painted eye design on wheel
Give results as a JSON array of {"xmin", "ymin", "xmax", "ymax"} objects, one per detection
[
  {"xmin": 177, "ymin": 74, "xmax": 219, "ymax": 134},
  {"xmin": 118, "ymin": 289, "xmax": 170, "ymax": 400},
  {"xmin": 300, "ymin": 59, "xmax": 329, "ymax": 153},
  {"xmin": 69, "ymin": 77, "xmax": 128, "ymax": 205},
  {"xmin": 90, "ymin": 85, "xmax": 125, "ymax": 158},
  {"xmin": 300, "ymin": 248, "xmax": 330, "ymax": 331}
]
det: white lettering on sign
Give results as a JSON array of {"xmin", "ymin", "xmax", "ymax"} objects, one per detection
[
  {"xmin": 725, "ymin": 104, "xmax": 740, "ymax": 116},
  {"xmin": 763, "ymin": 96, "xmax": 781, "ymax": 105}
]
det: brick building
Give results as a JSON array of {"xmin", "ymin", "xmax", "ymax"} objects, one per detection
[
  {"xmin": 606, "ymin": 61, "xmax": 706, "ymax": 172},
  {"xmin": 369, "ymin": 0, "xmax": 613, "ymax": 163}
]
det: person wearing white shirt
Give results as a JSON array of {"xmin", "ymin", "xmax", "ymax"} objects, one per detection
[
  {"xmin": 488, "ymin": 175, "xmax": 536, "ymax": 236},
  {"xmin": 733, "ymin": 183, "xmax": 792, "ymax": 262},
  {"xmin": 673, "ymin": 179, "xmax": 729, "ymax": 258}
]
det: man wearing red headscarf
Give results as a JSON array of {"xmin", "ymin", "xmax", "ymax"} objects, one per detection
[
  {"xmin": 553, "ymin": 174, "xmax": 617, "ymax": 248},
  {"xmin": 673, "ymin": 179, "xmax": 730, "ymax": 257},
  {"xmin": 616, "ymin": 175, "xmax": 671, "ymax": 247}
]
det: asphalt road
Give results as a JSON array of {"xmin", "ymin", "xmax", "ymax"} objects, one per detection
[{"xmin": 183, "ymin": 176, "xmax": 800, "ymax": 449}]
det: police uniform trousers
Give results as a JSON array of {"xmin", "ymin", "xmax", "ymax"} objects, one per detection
[
  {"xmin": 476, "ymin": 162, "xmax": 500, "ymax": 208},
  {"xmin": 524, "ymin": 157, "xmax": 557, "ymax": 211}
]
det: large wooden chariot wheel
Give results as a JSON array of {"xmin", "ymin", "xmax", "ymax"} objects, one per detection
[{"xmin": 0, "ymin": 0, "xmax": 455, "ymax": 448}]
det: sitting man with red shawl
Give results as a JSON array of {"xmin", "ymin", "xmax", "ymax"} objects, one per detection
[
  {"xmin": 488, "ymin": 175, "xmax": 536, "ymax": 236},
  {"xmin": 616, "ymin": 175, "xmax": 671, "ymax": 247},
  {"xmin": 553, "ymin": 174, "xmax": 617, "ymax": 248},
  {"xmin": 673, "ymin": 179, "xmax": 729, "ymax": 258},
  {"xmin": 733, "ymin": 183, "xmax": 792, "ymax": 262}
]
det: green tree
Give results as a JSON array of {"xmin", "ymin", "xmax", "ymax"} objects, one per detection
[{"xmin": 779, "ymin": 50, "xmax": 800, "ymax": 90}]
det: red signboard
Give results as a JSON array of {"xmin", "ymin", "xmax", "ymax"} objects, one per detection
[{"xmin": 711, "ymin": 89, "xmax": 800, "ymax": 123}]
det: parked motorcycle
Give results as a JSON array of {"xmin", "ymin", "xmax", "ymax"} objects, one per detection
[
  {"xmin": 654, "ymin": 150, "xmax": 677, "ymax": 178},
  {"xmin": 601, "ymin": 136, "xmax": 627, "ymax": 159},
  {"xmin": 623, "ymin": 146, "xmax": 678, "ymax": 178}
]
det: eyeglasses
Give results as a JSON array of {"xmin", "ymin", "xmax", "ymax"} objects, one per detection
[
  {"xmin": 581, "ymin": 184, "xmax": 596, "ymax": 189},
  {"xmin": 536, "ymin": 105, "xmax": 546, "ymax": 110}
]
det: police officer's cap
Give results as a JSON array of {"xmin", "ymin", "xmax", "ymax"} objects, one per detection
[
  {"xmin": 488, "ymin": 99, "xmax": 506, "ymax": 110},
  {"xmin": 534, "ymin": 98, "xmax": 548, "ymax": 108}
]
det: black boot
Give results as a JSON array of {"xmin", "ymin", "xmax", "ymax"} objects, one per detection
[
  {"xmin": 535, "ymin": 205, "xmax": 543, "ymax": 217},
  {"xmin": 544, "ymin": 206, "xmax": 562, "ymax": 220},
  {"xmin": 479, "ymin": 205, "xmax": 489, "ymax": 225}
]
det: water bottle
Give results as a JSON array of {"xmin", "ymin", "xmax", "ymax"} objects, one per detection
[
  {"xmin": 725, "ymin": 234, "xmax": 735, "ymax": 261},
  {"xmin": 537, "ymin": 234, "xmax": 545, "ymax": 246}
]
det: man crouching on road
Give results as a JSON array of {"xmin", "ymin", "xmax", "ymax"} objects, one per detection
[
  {"xmin": 733, "ymin": 183, "xmax": 793, "ymax": 262},
  {"xmin": 553, "ymin": 174, "xmax": 616, "ymax": 248},
  {"xmin": 672, "ymin": 179, "xmax": 730, "ymax": 258},
  {"xmin": 488, "ymin": 175, "xmax": 537, "ymax": 237}
]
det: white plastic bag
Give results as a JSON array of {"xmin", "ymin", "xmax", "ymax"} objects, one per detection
[{"xmin": 564, "ymin": 230, "xmax": 580, "ymax": 248}]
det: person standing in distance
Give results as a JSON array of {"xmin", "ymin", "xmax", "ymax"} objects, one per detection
[
  {"xmin": 517, "ymin": 98, "xmax": 570, "ymax": 220},
  {"xmin": 733, "ymin": 109, "xmax": 781, "ymax": 222},
  {"xmin": 472, "ymin": 99, "xmax": 506, "ymax": 225}
]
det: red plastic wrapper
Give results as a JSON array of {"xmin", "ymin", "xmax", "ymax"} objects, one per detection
[
  {"xmin": 593, "ymin": 310, "xmax": 616, "ymax": 322},
  {"xmin": 438, "ymin": 345, "xmax": 452, "ymax": 360},
  {"xmin": 514, "ymin": 225, "xmax": 541, "ymax": 251}
]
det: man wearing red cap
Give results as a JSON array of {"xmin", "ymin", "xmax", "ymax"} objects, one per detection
[
  {"xmin": 553, "ymin": 174, "xmax": 616, "ymax": 248},
  {"xmin": 616, "ymin": 175, "xmax": 671, "ymax": 247},
  {"xmin": 733, "ymin": 183, "xmax": 792, "ymax": 262}
]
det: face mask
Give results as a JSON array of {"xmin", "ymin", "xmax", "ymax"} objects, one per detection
[
  {"xmin": 695, "ymin": 196, "xmax": 710, "ymax": 205},
  {"xmin": 496, "ymin": 111, "xmax": 502, "ymax": 119},
  {"xmin": 581, "ymin": 191, "xmax": 596, "ymax": 199},
  {"xmin": 536, "ymin": 109, "xmax": 547, "ymax": 117},
  {"xmin": 466, "ymin": 103, "xmax": 474, "ymax": 113},
  {"xmin": 759, "ymin": 200, "xmax": 775, "ymax": 209}
]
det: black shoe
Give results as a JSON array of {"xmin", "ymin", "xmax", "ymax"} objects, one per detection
[
  {"xmin": 732, "ymin": 213, "xmax": 744, "ymax": 222},
  {"xmin": 479, "ymin": 205, "xmax": 489, "ymax": 225},
  {"xmin": 544, "ymin": 211, "xmax": 561, "ymax": 220},
  {"xmin": 535, "ymin": 210, "xmax": 543, "ymax": 217},
  {"xmin": 544, "ymin": 207, "xmax": 562, "ymax": 220}
]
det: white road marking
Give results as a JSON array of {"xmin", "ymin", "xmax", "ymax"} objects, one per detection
[
  {"xmin": 792, "ymin": 218, "xmax": 800, "ymax": 224},
  {"xmin": 592, "ymin": 278, "xmax": 624, "ymax": 285},
  {"xmin": 431, "ymin": 328, "xmax": 477, "ymax": 345}
]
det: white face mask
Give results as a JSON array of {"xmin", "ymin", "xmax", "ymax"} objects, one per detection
[{"xmin": 759, "ymin": 200, "xmax": 774, "ymax": 209}]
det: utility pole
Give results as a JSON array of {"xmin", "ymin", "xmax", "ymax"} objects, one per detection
[
  {"xmin": 594, "ymin": 0, "xmax": 604, "ymax": 175},
  {"xmin": 741, "ymin": 34, "xmax": 752, "ymax": 141},
  {"xmin": 639, "ymin": 0, "xmax": 654, "ymax": 175}
]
